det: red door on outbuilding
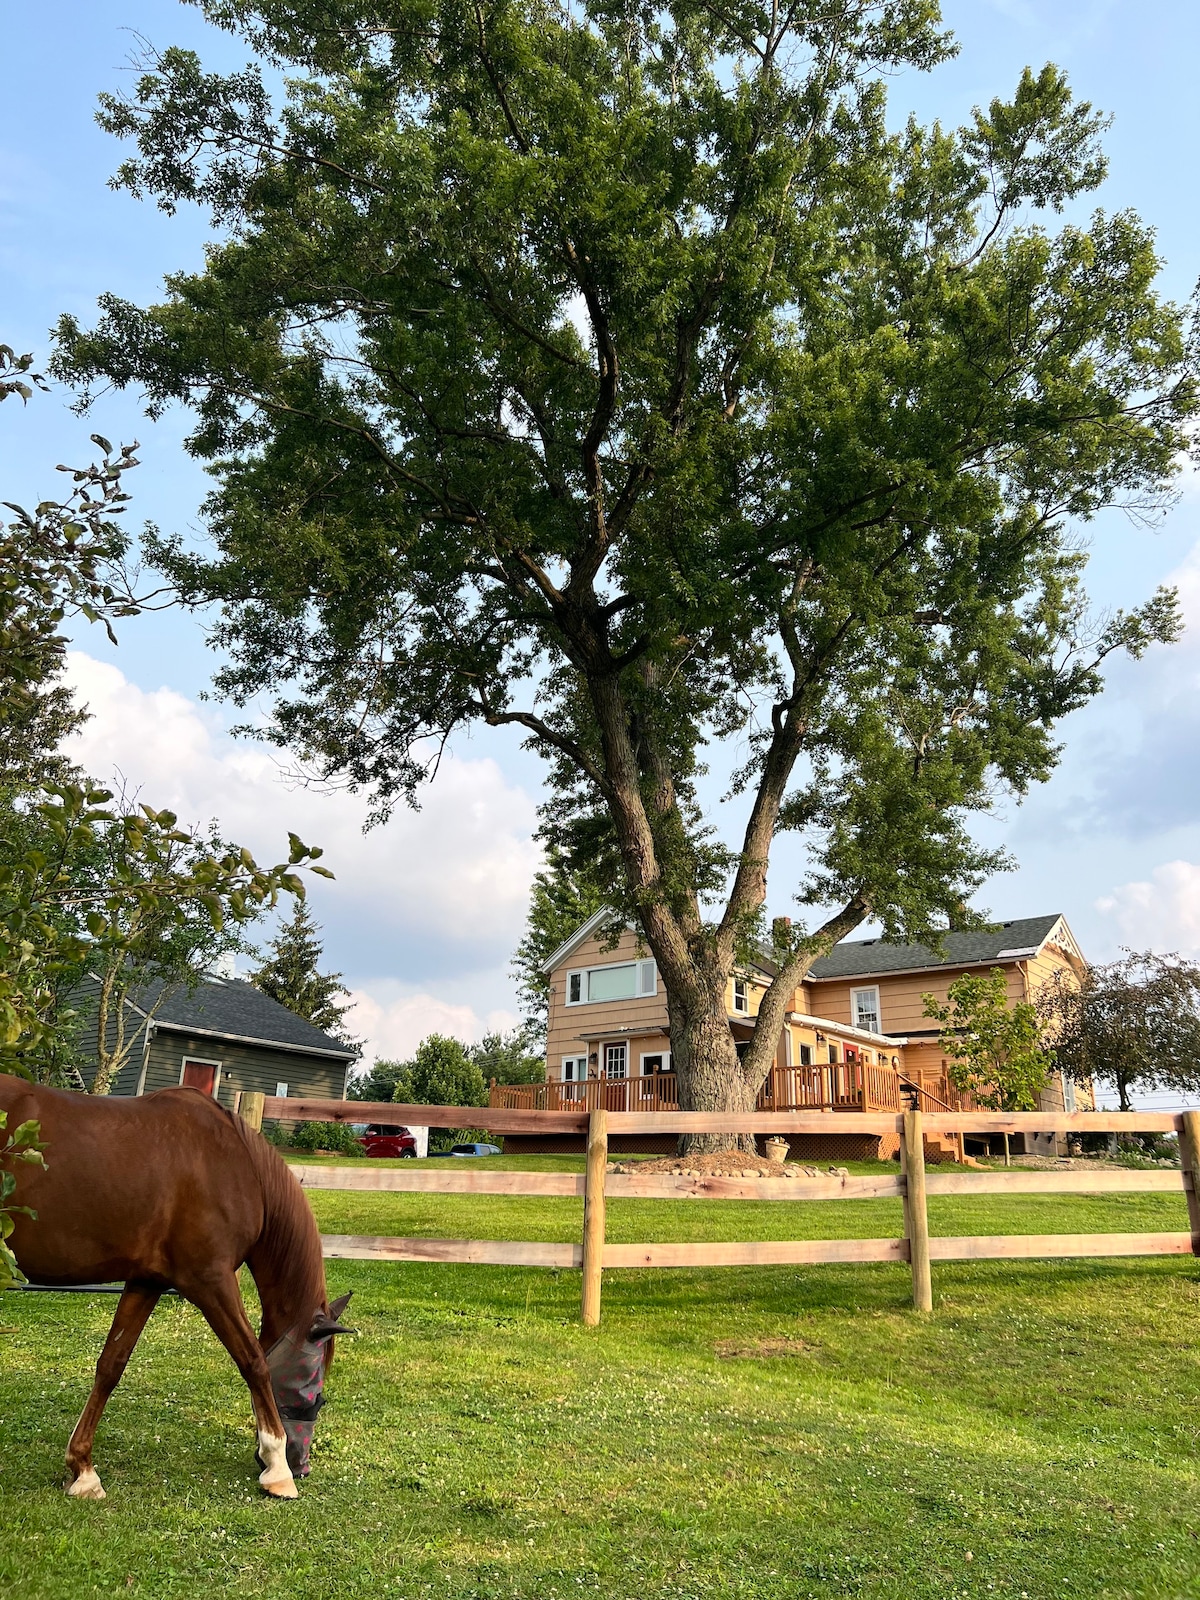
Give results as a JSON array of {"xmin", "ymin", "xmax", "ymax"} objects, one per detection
[{"xmin": 181, "ymin": 1060, "xmax": 219, "ymax": 1097}]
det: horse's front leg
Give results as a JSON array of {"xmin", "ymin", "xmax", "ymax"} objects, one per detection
[
  {"xmin": 184, "ymin": 1270, "xmax": 298, "ymax": 1499},
  {"xmin": 66, "ymin": 1281, "xmax": 162, "ymax": 1499}
]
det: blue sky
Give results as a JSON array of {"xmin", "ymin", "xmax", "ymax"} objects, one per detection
[{"xmin": 4, "ymin": 1, "xmax": 1200, "ymax": 1067}]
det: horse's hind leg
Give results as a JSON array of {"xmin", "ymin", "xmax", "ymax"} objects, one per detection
[
  {"xmin": 183, "ymin": 1270, "xmax": 297, "ymax": 1499},
  {"xmin": 66, "ymin": 1281, "xmax": 161, "ymax": 1499}
]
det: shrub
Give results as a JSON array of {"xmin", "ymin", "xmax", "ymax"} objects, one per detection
[{"xmin": 289, "ymin": 1120, "xmax": 363, "ymax": 1155}]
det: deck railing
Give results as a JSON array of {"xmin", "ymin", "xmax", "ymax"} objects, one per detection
[{"xmin": 490, "ymin": 1060, "xmax": 904, "ymax": 1116}]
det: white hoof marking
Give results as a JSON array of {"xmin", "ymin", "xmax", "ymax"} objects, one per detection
[
  {"xmin": 256, "ymin": 1430, "xmax": 297, "ymax": 1499},
  {"xmin": 67, "ymin": 1468, "xmax": 106, "ymax": 1500}
]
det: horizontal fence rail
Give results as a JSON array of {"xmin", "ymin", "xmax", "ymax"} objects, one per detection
[
  {"xmin": 250, "ymin": 1095, "xmax": 1184, "ymax": 1137},
  {"xmin": 245, "ymin": 1099, "xmax": 1200, "ymax": 1324}
]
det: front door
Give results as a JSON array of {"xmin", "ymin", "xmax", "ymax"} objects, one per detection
[{"xmin": 181, "ymin": 1059, "xmax": 219, "ymax": 1097}]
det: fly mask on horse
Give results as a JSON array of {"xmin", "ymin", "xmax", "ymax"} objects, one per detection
[{"xmin": 263, "ymin": 1294, "xmax": 354, "ymax": 1477}]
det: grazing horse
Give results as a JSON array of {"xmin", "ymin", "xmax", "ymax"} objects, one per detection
[{"xmin": 0, "ymin": 1074, "xmax": 350, "ymax": 1500}]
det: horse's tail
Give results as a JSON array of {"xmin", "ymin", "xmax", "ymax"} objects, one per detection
[{"xmin": 228, "ymin": 1111, "xmax": 329, "ymax": 1347}]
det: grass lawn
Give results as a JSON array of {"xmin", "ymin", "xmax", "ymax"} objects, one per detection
[{"xmin": 3, "ymin": 1157, "xmax": 1200, "ymax": 1600}]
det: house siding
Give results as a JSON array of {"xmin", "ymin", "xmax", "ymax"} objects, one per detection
[
  {"xmin": 110, "ymin": 1028, "xmax": 350, "ymax": 1112},
  {"xmin": 541, "ymin": 916, "xmax": 1093, "ymax": 1158},
  {"xmin": 546, "ymin": 927, "xmax": 672, "ymax": 1078}
]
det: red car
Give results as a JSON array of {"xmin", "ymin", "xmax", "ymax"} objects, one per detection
[{"xmin": 358, "ymin": 1125, "xmax": 418, "ymax": 1158}]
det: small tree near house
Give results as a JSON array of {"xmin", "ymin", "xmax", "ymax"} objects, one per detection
[
  {"xmin": 1, "ymin": 783, "xmax": 329, "ymax": 1092},
  {"xmin": 923, "ymin": 970, "xmax": 1053, "ymax": 1164}
]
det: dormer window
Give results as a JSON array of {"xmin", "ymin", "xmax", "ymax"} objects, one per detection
[{"xmin": 733, "ymin": 977, "xmax": 749, "ymax": 1013}]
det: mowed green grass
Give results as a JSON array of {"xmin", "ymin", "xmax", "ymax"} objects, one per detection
[{"xmin": 3, "ymin": 1159, "xmax": 1200, "ymax": 1600}]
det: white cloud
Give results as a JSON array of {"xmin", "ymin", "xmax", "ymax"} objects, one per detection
[
  {"xmin": 60, "ymin": 651, "xmax": 541, "ymax": 983},
  {"xmin": 345, "ymin": 986, "xmax": 520, "ymax": 1065},
  {"xmin": 1096, "ymin": 860, "xmax": 1200, "ymax": 955}
]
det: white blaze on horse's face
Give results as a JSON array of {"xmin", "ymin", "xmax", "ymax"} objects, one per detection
[{"xmin": 264, "ymin": 1292, "xmax": 353, "ymax": 1480}]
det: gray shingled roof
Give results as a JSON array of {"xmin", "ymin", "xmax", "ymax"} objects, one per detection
[
  {"xmin": 807, "ymin": 914, "xmax": 1063, "ymax": 981},
  {"xmin": 128, "ymin": 976, "xmax": 357, "ymax": 1059}
]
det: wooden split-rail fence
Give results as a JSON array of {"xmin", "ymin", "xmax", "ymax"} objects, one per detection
[{"xmin": 239, "ymin": 1094, "xmax": 1200, "ymax": 1325}]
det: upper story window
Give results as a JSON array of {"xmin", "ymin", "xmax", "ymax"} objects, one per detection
[
  {"xmin": 732, "ymin": 977, "xmax": 749, "ymax": 1013},
  {"xmin": 851, "ymin": 986, "xmax": 881, "ymax": 1034},
  {"xmin": 565, "ymin": 959, "xmax": 657, "ymax": 1005}
]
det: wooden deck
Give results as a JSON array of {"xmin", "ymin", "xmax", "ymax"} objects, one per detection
[{"xmin": 489, "ymin": 1061, "xmax": 905, "ymax": 1116}]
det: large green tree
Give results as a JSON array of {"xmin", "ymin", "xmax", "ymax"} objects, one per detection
[{"xmin": 56, "ymin": 2, "xmax": 1196, "ymax": 1137}]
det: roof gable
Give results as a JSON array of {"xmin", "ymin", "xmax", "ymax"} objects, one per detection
[{"xmin": 540, "ymin": 907, "xmax": 625, "ymax": 975}]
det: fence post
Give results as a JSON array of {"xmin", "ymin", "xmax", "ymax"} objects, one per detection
[
  {"xmin": 901, "ymin": 1109, "xmax": 933, "ymax": 1313},
  {"xmin": 240, "ymin": 1091, "xmax": 265, "ymax": 1133},
  {"xmin": 581, "ymin": 1107, "xmax": 608, "ymax": 1326},
  {"xmin": 1180, "ymin": 1111, "xmax": 1200, "ymax": 1254}
]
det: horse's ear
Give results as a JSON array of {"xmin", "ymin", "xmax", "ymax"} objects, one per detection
[{"xmin": 309, "ymin": 1292, "xmax": 354, "ymax": 1341}]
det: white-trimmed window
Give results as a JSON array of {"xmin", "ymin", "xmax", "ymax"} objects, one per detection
[
  {"xmin": 640, "ymin": 1050, "xmax": 671, "ymax": 1076},
  {"xmin": 275, "ymin": 1082, "xmax": 289, "ymax": 1099},
  {"xmin": 603, "ymin": 1042, "xmax": 628, "ymax": 1080},
  {"xmin": 565, "ymin": 960, "xmax": 657, "ymax": 1005},
  {"xmin": 732, "ymin": 977, "xmax": 749, "ymax": 1013},
  {"xmin": 851, "ymin": 986, "xmax": 881, "ymax": 1034}
]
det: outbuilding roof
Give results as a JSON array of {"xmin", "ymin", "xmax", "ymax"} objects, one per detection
[
  {"xmin": 806, "ymin": 914, "xmax": 1073, "ymax": 981},
  {"xmin": 124, "ymin": 975, "xmax": 358, "ymax": 1061}
]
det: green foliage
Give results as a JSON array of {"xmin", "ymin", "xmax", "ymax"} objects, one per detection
[
  {"xmin": 0, "ymin": 781, "xmax": 331, "ymax": 1089},
  {"xmin": 250, "ymin": 898, "xmax": 357, "ymax": 1047},
  {"xmin": 511, "ymin": 846, "xmax": 608, "ymax": 1038},
  {"xmin": 0, "ymin": 345, "xmax": 48, "ymax": 407},
  {"xmin": 923, "ymin": 969, "xmax": 1052, "ymax": 1110},
  {"xmin": 0, "ymin": 427, "xmax": 140, "ymax": 792},
  {"xmin": 347, "ymin": 1057, "xmax": 408, "ymax": 1104},
  {"xmin": 0, "ymin": 344, "xmax": 334, "ymax": 1091},
  {"xmin": 0, "ymin": 1111, "xmax": 46, "ymax": 1290},
  {"xmin": 53, "ymin": 6, "xmax": 1198, "ymax": 1107},
  {"xmin": 390, "ymin": 1035, "xmax": 488, "ymax": 1109},
  {"xmin": 469, "ymin": 1029, "xmax": 545, "ymax": 1087},
  {"xmin": 1038, "ymin": 950, "xmax": 1200, "ymax": 1112},
  {"xmin": 288, "ymin": 1120, "xmax": 363, "ymax": 1155}
]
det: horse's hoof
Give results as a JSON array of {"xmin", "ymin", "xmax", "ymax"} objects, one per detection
[
  {"xmin": 67, "ymin": 1469, "xmax": 106, "ymax": 1500},
  {"xmin": 259, "ymin": 1473, "xmax": 298, "ymax": 1500}
]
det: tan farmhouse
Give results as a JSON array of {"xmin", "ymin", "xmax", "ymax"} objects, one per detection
[{"xmin": 495, "ymin": 912, "xmax": 1091, "ymax": 1162}]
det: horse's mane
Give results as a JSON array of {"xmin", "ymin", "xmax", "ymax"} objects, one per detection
[{"xmin": 226, "ymin": 1110, "xmax": 328, "ymax": 1346}]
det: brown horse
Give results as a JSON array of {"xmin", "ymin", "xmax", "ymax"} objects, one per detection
[{"xmin": 0, "ymin": 1073, "xmax": 348, "ymax": 1501}]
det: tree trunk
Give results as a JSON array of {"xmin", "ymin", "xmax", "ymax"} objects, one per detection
[{"xmin": 668, "ymin": 983, "xmax": 758, "ymax": 1155}]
